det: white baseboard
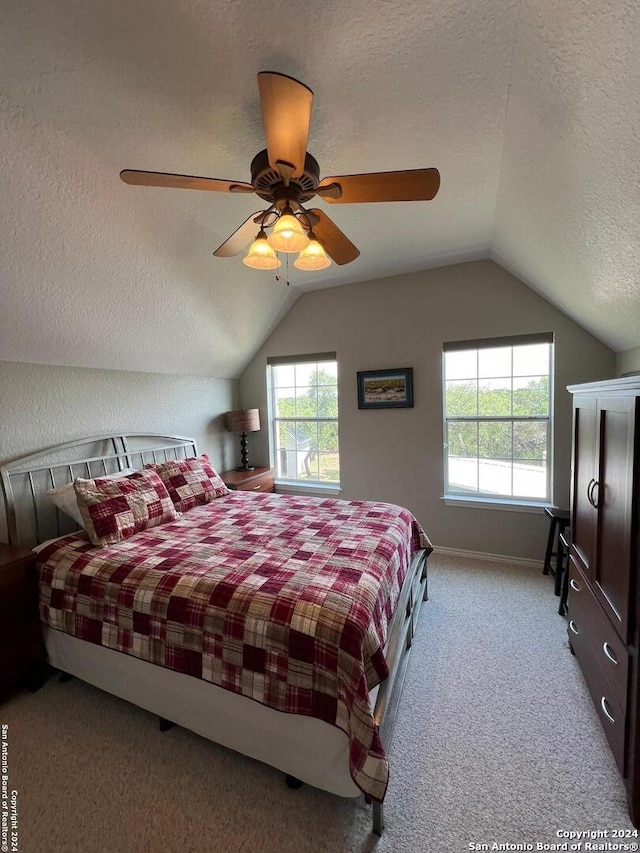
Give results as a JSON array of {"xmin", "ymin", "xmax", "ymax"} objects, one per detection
[{"xmin": 432, "ymin": 545, "xmax": 544, "ymax": 571}]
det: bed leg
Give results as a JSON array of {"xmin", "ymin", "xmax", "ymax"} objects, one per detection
[
  {"xmin": 372, "ymin": 801, "xmax": 384, "ymax": 836},
  {"xmin": 285, "ymin": 774, "xmax": 304, "ymax": 790},
  {"xmin": 158, "ymin": 717, "xmax": 176, "ymax": 732}
]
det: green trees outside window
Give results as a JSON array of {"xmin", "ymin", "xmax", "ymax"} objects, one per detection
[
  {"xmin": 443, "ymin": 342, "xmax": 552, "ymax": 501},
  {"xmin": 270, "ymin": 361, "xmax": 339, "ymax": 483}
]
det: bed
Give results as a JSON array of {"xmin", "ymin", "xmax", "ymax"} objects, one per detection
[{"xmin": 0, "ymin": 433, "xmax": 432, "ymax": 836}]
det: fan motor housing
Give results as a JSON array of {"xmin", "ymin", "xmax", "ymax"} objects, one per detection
[{"xmin": 250, "ymin": 149, "xmax": 320, "ymax": 203}]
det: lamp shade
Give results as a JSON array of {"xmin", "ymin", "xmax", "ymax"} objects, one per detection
[
  {"xmin": 225, "ymin": 409, "xmax": 260, "ymax": 433},
  {"xmin": 294, "ymin": 237, "xmax": 331, "ymax": 270},
  {"xmin": 267, "ymin": 213, "xmax": 310, "ymax": 254},
  {"xmin": 243, "ymin": 231, "xmax": 281, "ymax": 270}
]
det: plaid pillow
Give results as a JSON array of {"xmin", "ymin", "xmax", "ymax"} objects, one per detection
[
  {"xmin": 146, "ymin": 454, "xmax": 230, "ymax": 513},
  {"xmin": 74, "ymin": 469, "xmax": 179, "ymax": 547}
]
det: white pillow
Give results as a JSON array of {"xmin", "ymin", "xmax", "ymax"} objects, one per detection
[{"xmin": 47, "ymin": 468, "xmax": 137, "ymax": 529}]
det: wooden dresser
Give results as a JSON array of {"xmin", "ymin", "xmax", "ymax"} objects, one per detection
[
  {"xmin": 0, "ymin": 543, "xmax": 46, "ymax": 696},
  {"xmin": 221, "ymin": 467, "xmax": 275, "ymax": 493},
  {"xmin": 566, "ymin": 377, "xmax": 640, "ymax": 824}
]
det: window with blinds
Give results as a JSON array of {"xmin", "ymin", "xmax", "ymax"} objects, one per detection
[{"xmin": 443, "ymin": 333, "xmax": 554, "ymax": 503}]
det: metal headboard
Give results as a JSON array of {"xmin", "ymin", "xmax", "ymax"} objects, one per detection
[{"xmin": 0, "ymin": 433, "xmax": 198, "ymax": 548}]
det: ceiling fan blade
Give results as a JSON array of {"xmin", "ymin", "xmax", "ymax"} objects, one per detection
[
  {"xmin": 213, "ymin": 212, "xmax": 265, "ymax": 257},
  {"xmin": 120, "ymin": 170, "xmax": 254, "ymax": 194},
  {"xmin": 308, "ymin": 209, "xmax": 360, "ymax": 266},
  {"xmin": 257, "ymin": 72, "xmax": 313, "ymax": 179},
  {"xmin": 318, "ymin": 168, "xmax": 440, "ymax": 204}
]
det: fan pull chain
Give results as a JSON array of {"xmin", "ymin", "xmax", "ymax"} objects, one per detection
[{"xmin": 275, "ymin": 253, "xmax": 291, "ymax": 286}]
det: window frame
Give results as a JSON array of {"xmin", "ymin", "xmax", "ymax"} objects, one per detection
[
  {"xmin": 266, "ymin": 352, "xmax": 340, "ymax": 490},
  {"xmin": 442, "ymin": 333, "xmax": 554, "ymax": 507}
]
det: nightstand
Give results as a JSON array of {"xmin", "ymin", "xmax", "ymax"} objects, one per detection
[
  {"xmin": 0, "ymin": 544, "xmax": 46, "ymax": 695},
  {"xmin": 222, "ymin": 467, "xmax": 275, "ymax": 493}
]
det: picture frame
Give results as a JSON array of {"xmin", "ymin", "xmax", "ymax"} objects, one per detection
[{"xmin": 357, "ymin": 367, "xmax": 414, "ymax": 409}]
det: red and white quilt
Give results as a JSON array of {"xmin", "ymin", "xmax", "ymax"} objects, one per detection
[{"xmin": 37, "ymin": 491, "xmax": 432, "ymax": 800}]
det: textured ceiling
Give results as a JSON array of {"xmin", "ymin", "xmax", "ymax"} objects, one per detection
[{"xmin": 1, "ymin": 0, "xmax": 638, "ymax": 379}]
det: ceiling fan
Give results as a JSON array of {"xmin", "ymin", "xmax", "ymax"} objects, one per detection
[{"xmin": 120, "ymin": 71, "xmax": 440, "ymax": 272}]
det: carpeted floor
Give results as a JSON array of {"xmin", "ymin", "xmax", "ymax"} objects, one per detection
[{"xmin": 2, "ymin": 553, "xmax": 633, "ymax": 852}]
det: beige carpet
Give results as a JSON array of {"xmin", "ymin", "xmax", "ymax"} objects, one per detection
[{"xmin": 2, "ymin": 554, "xmax": 633, "ymax": 852}]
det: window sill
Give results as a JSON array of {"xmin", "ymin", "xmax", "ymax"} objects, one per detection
[
  {"xmin": 275, "ymin": 480, "xmax": 342, "ymax": 498},
  {"xmin": 442, "ymin": 495, "xmax": 550, "ymax": 514}
]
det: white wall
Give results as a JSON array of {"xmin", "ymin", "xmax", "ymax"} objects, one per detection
[
  {"xmin": 617, "ymin": 346, "xmax": 640, "ymax": 377},
  {"xmin": 0, "ymin": 360, "xmax": 237, "ymax": 542},
  {"xmin": 239, "ymin": 260, "xmax": 615, "ymax": 561}
]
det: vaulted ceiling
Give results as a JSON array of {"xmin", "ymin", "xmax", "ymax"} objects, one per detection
[{"xmin": 1, "ymin": 0, "xmax": 638, "ymax": 378}]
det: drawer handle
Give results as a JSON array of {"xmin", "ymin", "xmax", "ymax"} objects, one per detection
[
  {"xmin": 569, "ymin": 619, "xmax": 579, "ymax": 635},
  {"xmin": 601, "ymin": 696, "xmax": 615, "ymax": 725},
  {"xmin": 602, "ymin": 642, "xmax": 618, "ymax": 666},
  {"xmin": 252, "ymin": 485, "xmax": 262, "ymax": 490},
  {"xmin": 570, "ymin": 578, "xmax": 580, "ymax": 592}
]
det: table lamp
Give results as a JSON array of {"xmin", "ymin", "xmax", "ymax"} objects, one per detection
[{"xmin": 225, "ymin": 409, "xmax": 261, "ymax": 471}]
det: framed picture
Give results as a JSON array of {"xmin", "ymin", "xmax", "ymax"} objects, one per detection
[{"xmin": 357, "ymin": 367, "xmax": 414, "ymax": 409}]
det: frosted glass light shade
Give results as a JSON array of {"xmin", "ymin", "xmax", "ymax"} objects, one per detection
[
  {"xmin": 243, "ymin": 232, "xmax": 281, "ymax": 270},
  {"xmin": 294, "ymin": 238, "xmax": 331, "ymax": 270},
  {"xmin": 267, "ymin": 213, "xmax": 309, "ymax": 253}
]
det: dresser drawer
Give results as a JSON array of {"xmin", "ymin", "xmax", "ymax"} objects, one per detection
[
  {"xmin": 222, "ymin": 468, "xmax": 275, "ymax": 493},
  {"xmin": 569, "ymin": 615, "xmax": 626, "ymax": 774},
  {"xmin": 234, "ymin": 472, "xmax": 274, "ymax": 493},
  {"xmin": 566, "ymin": 558, "xmax": 629, "ymax": 711}
]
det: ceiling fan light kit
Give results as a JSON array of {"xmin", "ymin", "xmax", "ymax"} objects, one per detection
[
  {"xmin": 243, "ymin": 230, "xmax": 281, "ymax": 270},
  {"xmin": 294, "ymin": 235, "xmax": 331, "ymax": 271},
  {"xmin": 267, "ymin": 209, "xmax": 309, "ymax": 253},
  {"xmin": 120, "ymin": 71, "xmax": 440, "ymax": 278}
]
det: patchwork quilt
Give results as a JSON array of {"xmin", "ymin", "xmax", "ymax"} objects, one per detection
[{"xmin": 37, "ymin": 491, "xmax": 431, "ymax": 800}]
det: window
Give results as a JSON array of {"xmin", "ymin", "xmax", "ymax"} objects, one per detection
[
  {"xmin": 443, "ymin": 333, "xmax": 553, "ymax": 503},
  {"xmin": 267, "ymin": 353, "xmax": 339, "ymax": 485}
]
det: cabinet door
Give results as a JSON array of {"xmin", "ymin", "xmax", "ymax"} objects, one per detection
[
  {"xmin": 592, "ymin": 397, "xmax": 637, "ymax": 641},
  {"xmin": 571, "ymin": 396, "xmax": 599, "ymax": 580}
]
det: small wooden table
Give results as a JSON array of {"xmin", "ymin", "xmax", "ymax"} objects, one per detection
[
  {"xmin": 221, "ymin": 467, "xmax": 275, "ymax": 493},
  {"xmin": 542, "ymin": 506, "xmax": 571, "ymax": 595},
  {"xmin": 0, "ymin": 543, "xmax": 47, "ymax": 695}
]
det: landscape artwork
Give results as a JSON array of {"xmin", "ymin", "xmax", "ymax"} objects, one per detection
[{"xmin": 357, "ymin": 368, "xmax": 414, "ymax": 409}]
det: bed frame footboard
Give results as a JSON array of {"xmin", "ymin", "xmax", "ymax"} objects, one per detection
[{"xmin": 370, "ymin": 548, "xmax": 429, "ymax": 836}]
